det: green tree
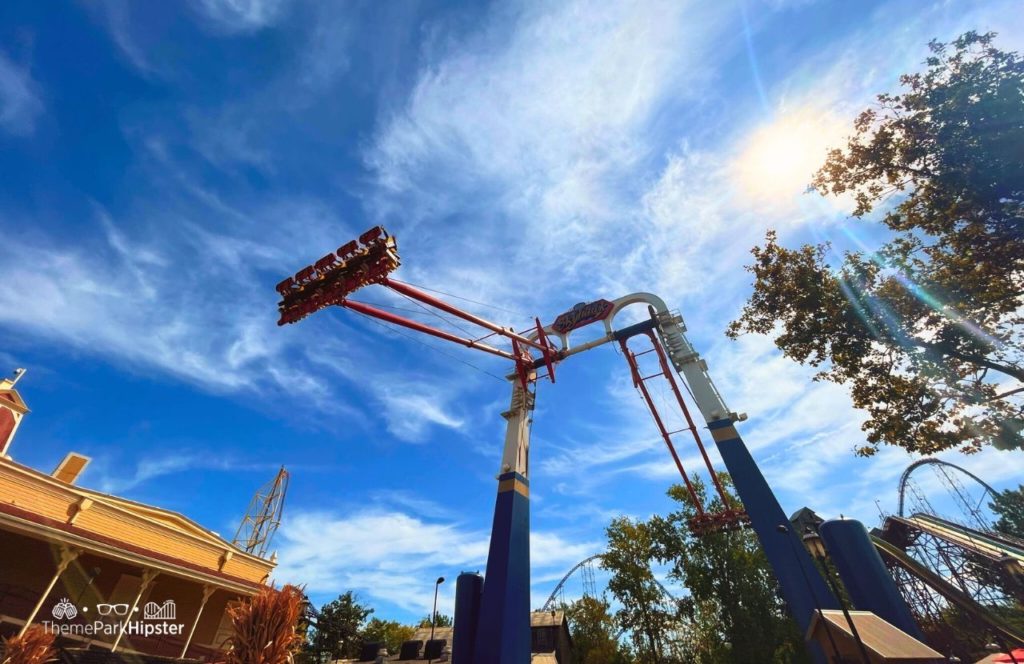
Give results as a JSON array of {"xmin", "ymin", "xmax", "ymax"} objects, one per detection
[
  {"xmin": 309, "ymin": 592, "xmax": 374, "ymax": 659},
  {"xmin": 296, "ymin": 590, "xmax": 317, "ymax": 652},
  {"xmin": 729, "ymin": 32, "xmax": 1024, "ymax": 456},
  {"xmin": 562, "ymin": 595, "xmax": 633, "ymax": 664},
  {"xmin": 416, "ymin": 612, "xmax": 453, "ymax": 628},
  {"xmin": 603, "ymin": 517, "xmax": 677, "ymax": 664},
  {"xmin": 648, "ymin": 477, "xmax": 808, "ymax": 663},
  {"xmin": 990, "ymin": 484, "xmax": 1024, "ymax": 539},
  {"xmin": 359, "ymin": 618, "xmax": 416, "ymax": 656}
]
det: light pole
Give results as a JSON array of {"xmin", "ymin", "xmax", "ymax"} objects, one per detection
[
  {"xmin": 74, "ymin": 567, "xmax": 101, "ymax": 605},
  {"xmin": 802, "ymin": 530, "xmax": 872, "ymax": 664},
  {"xmin": 430, "ymin": 576, "xmax": 445, "ymax": 661},
  {"xmin": 776, "ymin": 524, "xmax": 843, "ymax": 662}
]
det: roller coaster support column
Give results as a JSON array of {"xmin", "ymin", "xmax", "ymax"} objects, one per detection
[
  {"xmin": 651, "ymin": 307, "xmax": 838, "ymax": 659},
  {"xmin": 820, "ymin": 518, "xmax": 925, "ymax": 641},
  {"xmin": 472, "ymin": 372, "xmax": 535, "ymax": 664},
  {"xmin": 709, "ymin": 419, "xmax": 840, "ymax": 634}
]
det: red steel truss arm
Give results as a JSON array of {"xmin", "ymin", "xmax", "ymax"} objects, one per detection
[
  {"xmin": 341, "ymin": 299, "xmax": 518, "ymax": 362},
  {"xmin": 275, "ymin": 227, "xmax": 557, "ymax": 386},
  {"xmin": 383, "ymin": 278, "xmax": 557, "ymax": 359}
]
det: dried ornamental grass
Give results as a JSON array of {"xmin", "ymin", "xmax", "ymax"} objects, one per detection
[
  {"xmin": 1, "ymin": 625, "xmax": 57, "ymax": 664},
  {"xmin": 221, "ymin": 584, "xmax": 305, "ymax": 664}
]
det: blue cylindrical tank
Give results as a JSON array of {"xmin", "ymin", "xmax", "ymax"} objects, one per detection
[
  {"xmin": 819, "ymin": 518, "xmax": 924, "ymax": 640},
  {"xmin": 453, "ymin": 571, "xmax": 483, "ymax": 663}
]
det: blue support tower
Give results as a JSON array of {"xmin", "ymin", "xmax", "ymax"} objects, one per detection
[
  {"xmin": 453, "ymin": 572, "xmax": 484, "ymax": 663},
  {"xmin": 473, "ymin": 471, "xmax": 532, "ymax": 664},
  {"xmin": 709, "ymin": 419, "xmax": 839, "ymax": 661},
  {"xmin": 820, "ymin": 518, "xmax": 925, "ymax": 640}
]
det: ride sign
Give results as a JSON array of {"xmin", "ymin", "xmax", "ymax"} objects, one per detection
[{"xmin": 550, "ymin": 299, "xmax": 614, "ymax": 334}]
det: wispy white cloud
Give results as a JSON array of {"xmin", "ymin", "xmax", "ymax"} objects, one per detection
[
  {"xmin": 273, "ymin": 506, "xmax": 596, "ymax": 613},
  {"xmin": 530, "ymin": 530, "xmax": 602, "ymax": 570},
  {"xmin": 372, "ymin": 380, "xmax": 466, "ymax": 443},
  {"xmin": 292, "ymin": 4, "xmax": 352, "ymax": 94},
  {"xmin": 0, "ymin": 353, "xmax": 23, "ymax": 375},
  {"xmin": 365, "ymin": 0, "xmax": 734, "ymax": 308},
  {"xmin": 90, "ymin": 0, "xmax": 158, "ymax": 75},
  {"xmin": 185, "ymin": 107, "xmax": 276, "ymax": 173},
  {"xmin": 190, "ymin": 0, "xmax": 290, "ymax": 34},
  {"xmin": 89, "ymin": 452, "xmax": 285, "ymax": 494},
  {"xmin": 0, "ymin": 197, "xmax": 345, "ymax": 412},
  {"xmin": 359, "ymin": 0, "xmax": 861, "ymax": 325},
  {"xmin": 368, "ymin": 490, "xmax": 459, "ymax": 521},
  {"xmin": 538, "ymin": 433, "xmax": 661, "ymax": 483},
  {"xmin": 0, "ymin": 52, "xmax": 42, "ymax": 136},
  {"xmin": 273, "ymin": 508, "xmax": 486, "ymax": 612}
]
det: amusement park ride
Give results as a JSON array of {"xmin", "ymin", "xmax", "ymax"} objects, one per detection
[
  {"xmin": 232, "ymin": 466, "xmax": 289, "ymax": 559},
  {"xmin": 274, "ymin": 227, "xmax": 975, "ymax": 662}
]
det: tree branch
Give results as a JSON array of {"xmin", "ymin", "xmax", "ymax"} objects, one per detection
[
  {"xmin": 988, "ymin": 386, "xmax": 1024, "ymax": 402},
  {"xmin": 915, "ymin": 339, "xmax": 1024, "ymax": 383}
]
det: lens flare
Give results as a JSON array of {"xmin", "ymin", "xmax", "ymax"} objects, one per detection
[
  {"xmin": 735, "ymin": 110, "xmax": 845, "ymax": 206},
  {"xmin": 834, "ymin": 225, "xmax": 1003, "ymax": 352}
]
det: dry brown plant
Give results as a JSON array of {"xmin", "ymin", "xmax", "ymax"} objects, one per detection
[
  {"xmin": 220, "ymin": 584, "xmax": 305, "ymax": 664},
  {"xmin": 1, "ymin": 625, "xmax": 57, "ymax": 664}
]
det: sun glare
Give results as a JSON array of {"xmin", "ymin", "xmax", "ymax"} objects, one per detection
[{"xmin": 736, "ymin": 111, "xmax": 843, "ymax": 206}]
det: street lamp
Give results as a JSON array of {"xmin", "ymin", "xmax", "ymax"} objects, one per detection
[
  {"xmin": 430, "ymin": 576, "xmax": 445, "ymax": 661},
  {"xmin": 802, "ymin": 530, "xmax": 872, "ymax": 664},
  {"xmin": 776, "ymin": 524, "xmax": 843, "ymax": 662}
]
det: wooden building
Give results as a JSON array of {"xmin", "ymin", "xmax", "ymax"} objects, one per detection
[
  {"xmin": 0, "ymin": 373, "xmax": 276, "ymax": 660},
  {"xmin": 529, "ymin": 610, "xmax": 573, "ymax": 664}
]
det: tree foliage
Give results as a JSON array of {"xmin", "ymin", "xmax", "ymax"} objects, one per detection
[
  {"xmin": 308, "ymin": 591, "xmax": 374, "ymax": 659},
  {"xmin": 602, "ymin": 478, "xmax": 809, "ymax": 662},
  {"xmin": 648, "ymin": 477, "xmax": 808, "ymax": 664},
  {"xmin": 729, "ymin": 32, "xmax": 1024, "ymax": 456},
  {"xmin": 990, "ymin": 483, "xmax": 1024, "ymax": 539},
  {"xmin": 360, "ymin": 618, "xmax": 416, "ymax": 655},
  {"xmin": 603, "ymin": 517, "xmax": 679, "ymax": 663},
  {"xmin": 416, "ymin": 612, "xmax": 454, "ymax": 628},
  {"xmin": 562, "ymin": 595, "xmax": 633, "ymax": 664}
]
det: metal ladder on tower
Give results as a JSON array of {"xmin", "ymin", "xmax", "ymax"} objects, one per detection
[{"xmin": 618, "ymin": 325, "xmax": 748, "ymax": 534}]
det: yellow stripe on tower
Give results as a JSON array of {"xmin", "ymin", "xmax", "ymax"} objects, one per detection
[
  {"xmin": 498, "ymin": 478, "xmax": 530, "ymax": 497},
  {"xmin": 710, "ymin": 424, "xmax": 739, "ymax": 443}
]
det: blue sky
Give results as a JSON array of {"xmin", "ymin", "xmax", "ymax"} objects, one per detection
[{"xmin": 2, "ymin": 0, "xmax": 1022, "ymax": 624}]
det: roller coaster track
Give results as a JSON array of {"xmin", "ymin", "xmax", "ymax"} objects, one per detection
[
  {"xmin": 872, "ymin": 533, "xmax": 1024, "ymax": 646},
  {"xmin": 541, "ymin": 554, "xmax": 606, "ymax": 611},
  {"xmin": 897, "ymin": 458, "xmax": 997, "ymax": 520},
  {"xmin": 875, "ymin": 512, "xmax": 1024, "ymax": 648},
  {"xmin": 540, "ymin": 553, "xmax": 681, "ymax": 611},
  {"xmin": 896, "ymin": 513, "xmax": 1024, "ymax": 564}
]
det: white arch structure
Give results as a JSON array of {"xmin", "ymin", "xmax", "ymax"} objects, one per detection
[{"xmin": 498, "ymin": 291, "xmax": 745, "ymax": 481}]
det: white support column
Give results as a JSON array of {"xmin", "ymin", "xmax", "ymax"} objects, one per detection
[
  {"xmin": 111, "ymin": 569, "xmax": 159, "ymax": 652},
  {"xmin": 498, "ymin": 374, "xmax": 535, "ymax": 479},
  {"xmin": 19, "ymin": 546, "xmax": 80, "ymax": 635},
  {"xmin": 179, "ymin": 585, "xmax": 216, "ymax": 659}
]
